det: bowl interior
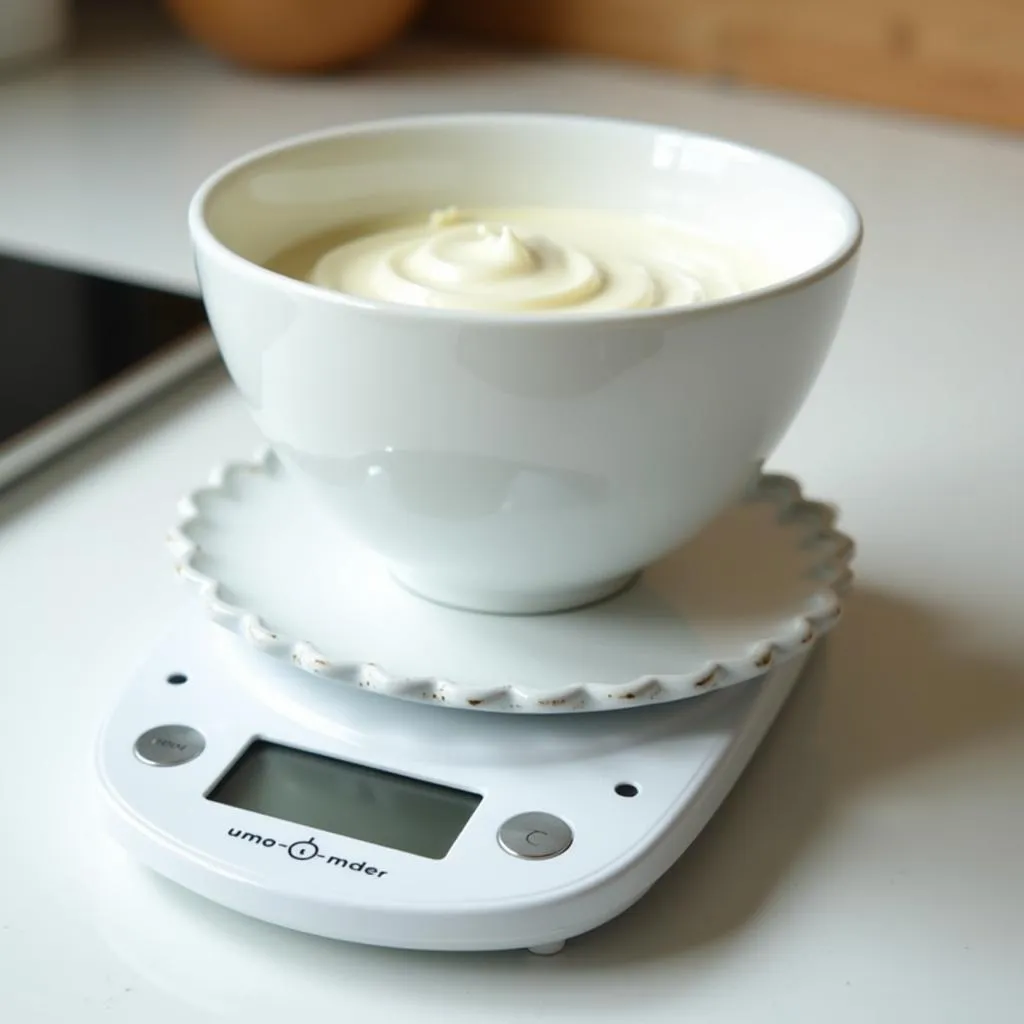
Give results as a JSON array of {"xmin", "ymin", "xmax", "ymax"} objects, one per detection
[{"xmin": 199, "ymin": 116, "xmax": 860, "ymax": 296}]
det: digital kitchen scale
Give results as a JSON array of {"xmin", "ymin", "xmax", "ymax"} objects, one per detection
[{"xmin": 96, "ymin": 451, "xmax": 853, "ymax": 954}]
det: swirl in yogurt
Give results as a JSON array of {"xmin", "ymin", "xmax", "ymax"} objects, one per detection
[{"xmin": 303, "ymin": 207, "xmax": 764, "ymax": 314}]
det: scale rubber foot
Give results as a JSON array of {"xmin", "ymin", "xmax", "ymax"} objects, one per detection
[{"xmin": 528, "ymin": 940, "xmax": 565, "ymax": 956}]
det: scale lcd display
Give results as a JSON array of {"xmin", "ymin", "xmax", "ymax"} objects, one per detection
[{"xmin": 207, "ymin": 740, "xmax": 482, "ymax": 860}]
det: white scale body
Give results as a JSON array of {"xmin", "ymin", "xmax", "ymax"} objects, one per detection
[{"xmin": 97, "ymin": 613, "xmax": 811, "ymax": 954}]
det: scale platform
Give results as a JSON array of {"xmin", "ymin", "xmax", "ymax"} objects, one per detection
[{"xmin": 96, "ymin": 455, "xmax": 853, "ymax": 954}]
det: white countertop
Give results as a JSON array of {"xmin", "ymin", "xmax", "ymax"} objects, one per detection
[{"xmin": 2, "ymin": 8, "xmax": 1024, "ymax": 1023}]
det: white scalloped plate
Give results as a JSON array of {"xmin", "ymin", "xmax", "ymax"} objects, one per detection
[{"xmin": 168, "ymin": 449, "xmax": 853, "ymax": 713}]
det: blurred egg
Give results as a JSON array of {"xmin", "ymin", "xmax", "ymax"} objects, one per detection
[{"xmin": 165, "ymin": 0, "xmax": 421, "ymax": 72}]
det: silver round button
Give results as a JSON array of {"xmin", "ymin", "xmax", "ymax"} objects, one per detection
[
  {"xmin": 498, "ymin": 812, "xmax": 573, "ymax": 860},
  {"xmin": 134, "ymin": 725, "xmax": 206, "ymax": 766}
]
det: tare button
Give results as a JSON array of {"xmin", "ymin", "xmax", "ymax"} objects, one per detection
[{"xmin": 134, "ymin": 725, "xmax": 206, "ymax": 766}]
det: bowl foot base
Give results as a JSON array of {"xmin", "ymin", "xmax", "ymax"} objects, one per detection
[{"xmin": 388, "ymin": 568, "xmax": 641, "ymax": 616}]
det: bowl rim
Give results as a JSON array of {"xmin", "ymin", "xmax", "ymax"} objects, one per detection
[{"xmin": 188, "ymin": 111, "xmax": 864, "ymax": 325}]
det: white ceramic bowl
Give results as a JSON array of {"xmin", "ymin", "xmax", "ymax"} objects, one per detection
[{"xmin": 189, "ymin": 113, "xmax": 861, "ymax": 615}]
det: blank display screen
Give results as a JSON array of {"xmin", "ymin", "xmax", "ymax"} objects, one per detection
[
  {"xmin": 0, "ymin": 251, "xmax": 205, "ymax": 446},
  {"xmin": 207, "ymin": 740, "xmax": 482, "ymax": 860}
]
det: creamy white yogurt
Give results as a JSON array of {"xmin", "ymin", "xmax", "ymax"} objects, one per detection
[{"xmin": 307, "ymin": 207, "xmax": 767, "ymax": 313}]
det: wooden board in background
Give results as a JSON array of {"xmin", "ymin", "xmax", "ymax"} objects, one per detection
[{"xmin": 426, "ymin": 0, "xmax": 1024, "ymax": 132}]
